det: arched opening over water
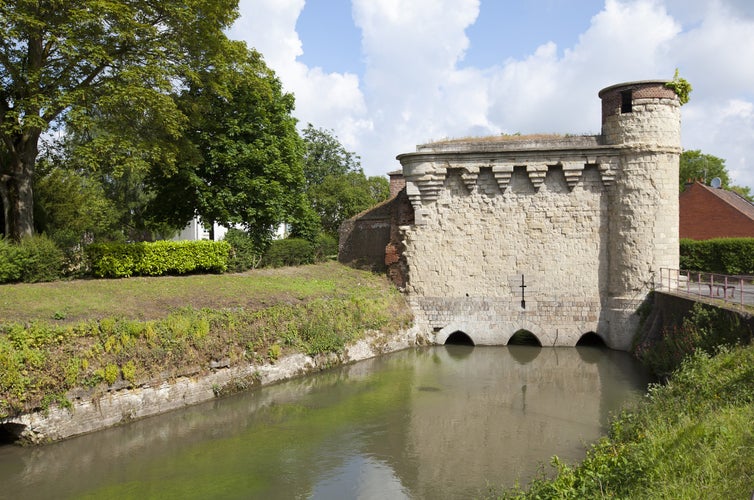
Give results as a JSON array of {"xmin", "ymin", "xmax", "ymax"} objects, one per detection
[
  {"xmin": 507, "ymin": 330, "xmax": 542, "ymax": 347},
  {"xmin": 576, "ymin": 332, "xmax": 607, "ymax": 347},
  {"xmin": 444, "ymin": 331, "xmax": 475, "ymax": 346},
  {"xmin": 0, "ymin": 423, "xmax": 25, "ymax": 446}
]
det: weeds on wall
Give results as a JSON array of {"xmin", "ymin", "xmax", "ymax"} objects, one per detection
[
  {"xmin": 633, "ymin": 302, "xmax": 753, "ymax": 377},
  {"xmin": 0, "ymin": 288, "xmax": 412, "ymax": 419}
]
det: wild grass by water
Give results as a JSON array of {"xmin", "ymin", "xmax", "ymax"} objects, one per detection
[
  {"xmin": 488, "ymin": 343, "xmax": 754, "ymax": 499},
  {"xmin": 0, "ymin": 262, "xmax": 413, "ymax": 419}
]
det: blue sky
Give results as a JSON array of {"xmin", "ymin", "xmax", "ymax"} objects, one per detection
[{"xmin": 230, "ymin": 0, "xmax": 754, "ymax": 188}]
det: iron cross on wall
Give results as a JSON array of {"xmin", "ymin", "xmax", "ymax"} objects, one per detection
[{"xmin": 520, "ymin": 274, "xmax": 526, "ymax": 309}]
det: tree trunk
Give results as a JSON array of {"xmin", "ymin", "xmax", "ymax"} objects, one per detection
[{"xmin": 0, "ymin": 136, "xmax": 38, "ymax": 241}]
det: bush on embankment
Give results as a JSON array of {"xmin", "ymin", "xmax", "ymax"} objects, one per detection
[
  {"xmin": 633, "ymin": 300, "xmax": 753, "ymax": 377},
  {"xmin": 0, "ymin": 235, "xmax": 65, "ymax": 283},
  {"xmin": 488, "ymin": 301, "xmax": 754, "ymax": 499},
  {"xmin": 86, "ymin": 240, "xmax": 230, "ymax": 278},
  {"xmin": 491, "ymin": 343, "xmax": 754, "ymax": 499},
  {"xmin": 680, "ymin": 237, "xmax": 754, "ymax": 274},
  {"xmin": 0, "ymin": 264, "xmax": 413, "ymax": 419}
]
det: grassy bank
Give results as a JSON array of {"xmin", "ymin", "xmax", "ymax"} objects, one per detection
[
  {"xmin": 0, "ymin": 262, "xmax": 413, "ymax": 419},
  {"xmin": 489, "ymin": 343, "xmax": 754, "ymax": 499}
]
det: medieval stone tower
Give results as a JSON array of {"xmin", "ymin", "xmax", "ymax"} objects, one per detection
[{"xmin": 339, "ymin": 80, "xmax": 681, "ymax": 350}]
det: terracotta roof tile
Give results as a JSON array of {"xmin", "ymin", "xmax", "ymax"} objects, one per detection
[{"xmin": 696, "ymin": 182, "xmax": 754, "ymax": 221}]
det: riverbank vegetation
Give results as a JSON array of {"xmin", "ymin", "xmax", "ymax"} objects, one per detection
[
  {"xmin": 491, "ymin": 302, "xmax": 754, "ymax": 499},
  {"xmin": 0, "ymin": 262, "xmax": 412, "ymax": 419},
  {"xmin": 491, "ymin": 343, "xmax": 754, "ymax": 499}
]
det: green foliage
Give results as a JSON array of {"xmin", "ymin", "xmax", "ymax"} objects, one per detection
[
  {"xmin": 634, "ymin": 302, "xmax": 752, "ymax": 376},
  {"xmin": 680, "ymin": 237, "xmax": 754, "ymax": 274},
  {"xmin": 301, "ymin": 124, "xmax": 362, "ymax": 187},
  {"xmin": 263, "ymin": 238, "xmax": 316, "ymax": 268},
  {"xmin": 151, "ymin": 48, "xmax": 309, "ymax": 249},
  {"xmin": 0, "ymin": 0, "xmax": 240, "ymax": 240},
  {"xmin": 86, "ymin": 240, "xmax": 230, "ymax": 278},
  {"xmin": 314, "ymin": 233, "xmax": 338, "ymax": 261},
  {"xmin": 309, "ymin": 172, "xmax": 390, "ymax": 236},
  {"xmin": 0, "ymin": 235, "xmax": 64, "ymax": 283},
  {"xmin": 679, "ymin": 150, "xmax": 752, "ymax": 201},
  {"xmin": 224, "ymin": 228, "xmax": 262, "ymax": 272},
  {"xmin": 665, "ymin": 69, "xmax": 692, "ymax": 105},
  {"xmin": 680, "ymin": 149, "xmax": 730, "ymax": 189},
  {"xmin": 301, "ymin": 126, "xmax": 389, "ymax": 237},
  {"xmin": 494, "ymin": 344, "xmax": 754, "ymax": 499},
  {"xmin": 34, "ymin": 164, "xmax": 122, "ymax": 249}
]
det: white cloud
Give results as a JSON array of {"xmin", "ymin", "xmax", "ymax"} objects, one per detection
[
  {"xmin": 229, "ymin": 0, "xmax": 754, "ymax": 189},
  {"xmin": 228, "ymin": 0, "xmax": 369, "ymax": 153}
]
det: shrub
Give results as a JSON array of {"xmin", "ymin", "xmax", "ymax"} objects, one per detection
[
  {"xmin": 18, "ymin": 234, "xmax": 66, "ymax": 282},
  {"xmin": 262, "ymin": 238, "xmax": 316, "ymax": 268},
  {"xmin": 314, "ymin": 233, "xmax": 338, "ymax": 261},
  {"xmin": 633, "ymin": 302, "xmax": 753, "ymax": 376},
  {"xmin": 680, "ymin": 238, "xmax": 754, "ymax": 274},
  {"xmin": 224, "ymin": 228, "xmax": 262, "ymax": 272},
  {"xmin": 0, "ymin": 235, "xmax": 64, "ymax": 283},
  {"xmin": 86, "ymin": 240, "xmax": 230, "ymax": 278},
  {"xmin": 0, "ymin": 238, "xmax": 23, "ymax": 283}
]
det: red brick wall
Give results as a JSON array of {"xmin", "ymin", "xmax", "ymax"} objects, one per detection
[
  {"xmin": 388, "ymin": 171, "xmax": 405, "ymax": 198},
  {"xmin": 680, "ymin": 183, "xmax": 754, "ymax": 239}
]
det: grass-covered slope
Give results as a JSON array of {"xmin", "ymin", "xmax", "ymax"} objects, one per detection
[
  {"xmin": 0, "ymin": 262, "xmax": 413, "ymax": 419},
  {"xmin": 492, "ymin": 343, "xmax": 754, "ymax": 499}
]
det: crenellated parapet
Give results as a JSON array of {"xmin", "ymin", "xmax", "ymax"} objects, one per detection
[{"xmin": 398, "ymin": 141, "xmax": 621, "ymax": 214}]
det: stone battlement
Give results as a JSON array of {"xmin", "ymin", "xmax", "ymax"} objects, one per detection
[{"xmin": 340, "ymin": 80, "xmax": 681, "ymax": 350}]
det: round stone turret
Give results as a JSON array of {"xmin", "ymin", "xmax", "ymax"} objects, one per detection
[
  {"xmin": 599, "ymin": 80, "xmax": 680, "ymax": 148},
  {"xmin": 600, "ymin": 80, "xmax": 681, "ymax": 349}
]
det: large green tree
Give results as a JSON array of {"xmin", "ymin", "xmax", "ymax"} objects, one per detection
[
  {"xmin": 0, "ymin": 0, "xmax": 238, "ymax": 240},
  {"xmin": 301, "ymin": 126, "xmax": 389, "ymax": 236},
  {"xmin": 301, "ymin": 124, "xmax": 361, "ymax": 187},
  {"xmin": 149, "ymin": 49, "xmax": 311, "ymax": 247}
]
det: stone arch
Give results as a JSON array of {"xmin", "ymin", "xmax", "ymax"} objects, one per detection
[
  {"xmin": 576, "ymin": 331, "xmax": 607, "ymax": 347},
  {"xmin": 507, "ymin": 329, "xmax": 542, "ymax": 346},
  {"xmin": 444, "ymin": 331, "xmax": 475, "ymax": 346},
  {"xmin": 0, "ymin": 422, "xmax": 26, "ymax": 445},
  {"xmin": 435, "ymin": 322, "xmax": 485, "ymax": 345}
]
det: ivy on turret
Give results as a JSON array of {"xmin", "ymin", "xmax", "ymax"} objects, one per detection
[{"xmin": 666, "ymin": 69, "xmax": 692, "ymax": 105}]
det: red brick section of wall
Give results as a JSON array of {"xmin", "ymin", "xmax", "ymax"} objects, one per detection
[
  {"xmin": 680, "ymin": 182, "xmax": 754, "ymax": 239},
  {"xmin": 600, "ymin": 81, "xmax": 675, "ymax": 121},
  {"xmin": 388, "ymin": 170, "xmax": 405, "ymax": 199},
  {"xmin": 385, "ymin": 189, "xmax": 413, "ymax": 288}
]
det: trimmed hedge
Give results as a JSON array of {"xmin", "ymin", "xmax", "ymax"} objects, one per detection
[
  {"xmin": 0, "ymin": 235, "xmax": 65, "ymax": 284},
  {"xmin": 680, "ymin": 238, "xmax": 754, "ymax": 274},
  {"xmin": 86, "ymin": 240, "xmax": 230, "ymax": 278},
  {"xmin": 263, "ymin": 238, "xmax": 316, "ymax": 268}
]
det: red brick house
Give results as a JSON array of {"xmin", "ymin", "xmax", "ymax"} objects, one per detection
[{"xmin": 679, "ymin": 181, "xmax": 754, "ymax": 239}]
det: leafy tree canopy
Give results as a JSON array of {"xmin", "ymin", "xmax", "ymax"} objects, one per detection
[
  {"xmin": 301, "ymin": 124, "xmax": 362, "ymax": 187},
  {"xmin": 0, "ymin": 0, "xmax": 239, "ymax": 240},
  {"xmin": 680, "ymin": 150, "xmax": 730, "ymax": 188},
  {"xmin": 301, "ymin": 126, "xmax": 389, "ymax": 237},
  {"xmin": 680, "ymin": 149, "xmax": 752, "ymax": 201},
  {"xmin": 149, "ymin": 48, "xmax": 310, "ymax": 248}
]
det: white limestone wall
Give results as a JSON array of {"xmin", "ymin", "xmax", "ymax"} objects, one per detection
[
  {"xmin": 402, "ymin": 163, "xmax": 609, "ymax": 346},
  {"xmin": 602, "ymin": 90, "xmax": 681, "ymax": 349}
]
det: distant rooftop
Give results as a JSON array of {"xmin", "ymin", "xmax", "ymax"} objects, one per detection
[{"xmin": 693, "ymin": 182, "xmax": 754, "ymax": 222}]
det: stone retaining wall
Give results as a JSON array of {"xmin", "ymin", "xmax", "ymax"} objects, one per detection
[{"xmin": 1, "ymin": 326, "xmax": 424, "ymax": 445}]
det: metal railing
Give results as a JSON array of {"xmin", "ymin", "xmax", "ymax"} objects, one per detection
[{"xmin": 658, "ymin": 268, "xmax": 754, "ymax": 308}]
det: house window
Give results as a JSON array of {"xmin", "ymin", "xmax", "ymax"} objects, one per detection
[{"xmin": 621, "ymin": 90, "xmax": 633, "ymax": 113}]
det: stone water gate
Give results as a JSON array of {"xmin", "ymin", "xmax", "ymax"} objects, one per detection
[{"xmin": 339, "ymin": 80, "xmax": 681, "ymax": 350}]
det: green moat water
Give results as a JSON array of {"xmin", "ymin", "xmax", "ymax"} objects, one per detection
[{"xmin": 0, "ymin": 345, "xmax": 651, "ymax": 499}]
